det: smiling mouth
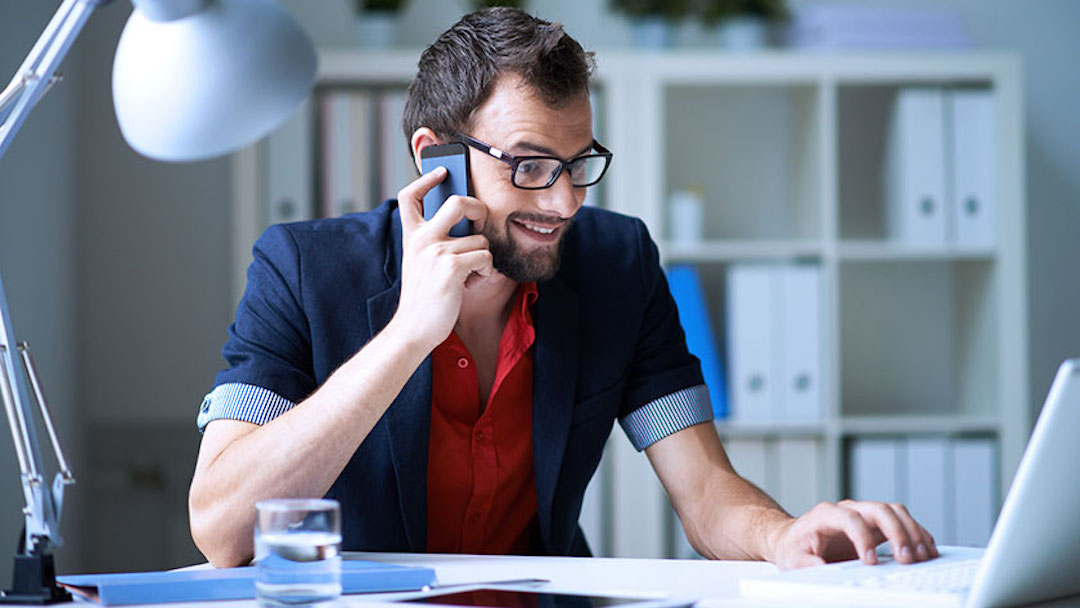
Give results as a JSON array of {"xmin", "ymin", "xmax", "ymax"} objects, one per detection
[
  {"xmin": 520, "ymin": 222, "xmax": 556, "ymax": 235},
  {"xmin": 510, "ymin": 217, "xmax": 566, "ymax": 240}
]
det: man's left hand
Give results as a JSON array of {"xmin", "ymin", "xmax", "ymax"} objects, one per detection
[{"xmin": 769, "ymin": 499, "xmax": 940, "ymax": 570}]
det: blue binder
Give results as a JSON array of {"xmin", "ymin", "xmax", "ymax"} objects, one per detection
[
  {"xmin": 665, "ymin": 264, "xmax": 728, "ymax": 419},
  {"xmin": 57, "ymin": 559, "xmax": 437, "ymax": 606}
]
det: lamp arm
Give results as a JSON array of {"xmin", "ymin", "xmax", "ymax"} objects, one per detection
[{"xmin": 0, "ymin": 0, "xmax": 112, "ymax": 161}]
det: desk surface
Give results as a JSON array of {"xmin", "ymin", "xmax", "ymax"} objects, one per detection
[{"xmin": 32, "ymin": 552, "xmax": 1080, "ymax": 607}]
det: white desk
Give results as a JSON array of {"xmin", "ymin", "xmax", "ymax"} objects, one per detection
[
  {"xmin": 30, "ymin": 553, "xmax": 1080, "ymax": 607},
  {"xmin": 351, "ymin": 552, "xmax": 774, "ymax": 607}
]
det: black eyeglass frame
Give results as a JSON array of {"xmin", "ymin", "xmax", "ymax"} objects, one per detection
[{"xmin": 454, "ymin": 132, "xmax": 613, "ymax": 190}]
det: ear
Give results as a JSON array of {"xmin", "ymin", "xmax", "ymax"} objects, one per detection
[{"xmin": 410, "ymin": 128, "xmax": 443, "ymax": 173}]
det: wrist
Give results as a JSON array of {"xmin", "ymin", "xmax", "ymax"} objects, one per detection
[
  {"xmin": 382, "ymin": 314, "xmax": 441, "ymax": 357},
  {"xmin": 759, "ymin": 509, "xmax": 796, "ymax": 563}
]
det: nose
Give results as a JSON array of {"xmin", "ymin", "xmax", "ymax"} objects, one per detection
[{"xmin": 536, "ymin": 169, "xmax": 584, "ymax": 219}]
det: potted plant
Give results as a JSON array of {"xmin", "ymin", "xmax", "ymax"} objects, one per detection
[
  {"xmin": 698, "ymin": 0, "xmax": 788, "ymax": 50},
  {"xmin": 609, "ymin": 0, "xmax": 692, "ymax": 49},
  {"xmin": 355, "ymin": 0, "xmax": 408, "ymax": 48}
]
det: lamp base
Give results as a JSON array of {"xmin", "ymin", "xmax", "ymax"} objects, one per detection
[{"xmin": 0, "ymin": 554, "xmax": 72, "ymax": 604}]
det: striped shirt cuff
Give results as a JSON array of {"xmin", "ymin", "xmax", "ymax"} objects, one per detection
[
  {"xmin": 197, "ymin": 382, "xmax": 296, "ymax": 432},
  {"xmin": 619, "ymin": 384, "xmax": 714, "ymax": 451}
]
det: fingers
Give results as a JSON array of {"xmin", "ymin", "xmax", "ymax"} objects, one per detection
[
  {"xmin": 424, "ymin": 194, "xmax": 488, "ymax": 238},
  {"xmin": 840, "ymin": 500, "xmax": 936, "ymax": 564},
  {"xmin": 823, "ymin": 503, "xmax": 883, "ymax": 565},
  {"xmin": 398, "ymin": 166, "xmax": 447, "ymax": 233},
  {"xmin": 456, "ymin": 249, "xmax": 494, "ymax": 279},
  {"xmin": 886, "ymin": 503, "xmax": 938, "ymax": 561}
]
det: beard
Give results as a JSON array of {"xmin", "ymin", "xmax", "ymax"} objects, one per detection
[{"xmin": 482, "ymin": 212, "xmax": 572, "ymax": 283}]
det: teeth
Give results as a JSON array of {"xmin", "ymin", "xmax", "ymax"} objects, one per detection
[{"xmin": 523, "ymin": 223, "xmax": 556, "ymax": 235}]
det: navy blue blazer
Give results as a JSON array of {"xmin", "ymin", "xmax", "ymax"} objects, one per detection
[{"xmin": 212, "ymin": 200, "xmax": 704, "ymax": 556}]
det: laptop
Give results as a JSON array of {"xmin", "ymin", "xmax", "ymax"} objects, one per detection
[{"xmin": 739, "ymin": 359, "xmax": 1080, "ymax": 608}]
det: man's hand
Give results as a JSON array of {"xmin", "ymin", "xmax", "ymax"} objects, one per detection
[
  {"xmin": 392, "ymin": 167, "xmax": 494, "ymax": 350},
  {"xmin": 769, "ymin": 499, "xmax": 940, "ymax": 570}
]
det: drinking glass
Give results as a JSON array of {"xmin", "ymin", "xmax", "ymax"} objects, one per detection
[{"xmin": 254, "ymin": 498, "xmax": 342, "ymax": 607}]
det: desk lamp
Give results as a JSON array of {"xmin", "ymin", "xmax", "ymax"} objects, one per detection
[{"xmin": 0, "ymin": 0, "xmax": 316, "ymax": 602}]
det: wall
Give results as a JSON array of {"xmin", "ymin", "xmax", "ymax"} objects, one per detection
[
  {"xmin": 0, "ymin": 0, "xmax": 80, "ymax": 587},
  {"xmin": 0, "ymin": 0, "xmax": 1076, "ymax": 576},
  {"xmin": 72, "ymin": 1, "xmax": 231, "ymax": 571}
]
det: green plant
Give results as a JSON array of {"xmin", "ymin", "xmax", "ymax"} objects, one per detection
[
  {"xmin": 469, "ymin": 0, "xmax": 527, "ymax": 9},
  {"xmin": 699, "ymin": 0, "xmax": 788, "ymax": 25},
  {"xmin": 609, "ymin": 0, "xmax": 692, "ymax": 21},
  {"xmin": 356, "ymin": 0, "xmax": 407, "ymax": 13}
]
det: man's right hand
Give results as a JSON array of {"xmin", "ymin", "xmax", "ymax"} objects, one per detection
[{"xmin": 392, "ymin": 167, "xmax": 494, "ymax": 351}]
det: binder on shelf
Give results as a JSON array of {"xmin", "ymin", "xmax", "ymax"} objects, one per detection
[
  {"xmin": 779, "ymin": 266, "xmax": 824, "ymax": 424},
  {"xmin": 776, "ymin": 438, "xmax": 822, "ymax": 516},
  {"xmin": 885, "ymin": 88, "xmax": 947, "ymax": 245},
  {"xmin": 319, "ymin": 90, "xmax": 373, "ymax": 218},
  {"xmin": 377, "ymin": 89, "xmax": 415, "ymax": 203},
  {"xmin": 726, "ymin": 265, "xmax": 778, "ymax": 424},
  {"xmin": 57, "ymin": 560, "xmax": 438, "ymax": 606},
  {"xmin": 949, "ymin": 90, "xmax": 995, "ymax": 247},
  {"xmin": 849, "ymin": 437, "xmax": 901, "ymax": 503},
  {"xmin": 264, "ymin": 98, "xmax": 314, "ymax": 225},
  {"xmin": 726, "ymin": 264, "xmax": 826, "ymax": 425},
  {"xmin": 904, "ymin": 436, "xmax": 953, "ymax": 545},
  {"xmin": 666, "ymin": 264, "xmax": 728, "ymax": 419},
  {"xmin": 952, "ymin": 437, "xmax": 996, "ymax": 547}
]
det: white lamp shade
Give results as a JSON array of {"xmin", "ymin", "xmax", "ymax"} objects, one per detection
[{"xmin": 112, "ymin": 0, "xmax": 317, "ymax": 162}]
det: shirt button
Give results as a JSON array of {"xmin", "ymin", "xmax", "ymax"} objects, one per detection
[
  {"xmin": 457, "ymin": 357, "xmax": 469, "ymax": 369},
  {"xmin": 475, "ymin": 431, "xmax": 486, "ymax": 444}
]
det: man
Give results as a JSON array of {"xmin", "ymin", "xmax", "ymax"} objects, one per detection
[{"xmin": 189, "ymin": 8, "xmax": 937, "ymax": 570}]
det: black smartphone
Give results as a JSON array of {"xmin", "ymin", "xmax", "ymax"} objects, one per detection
[{"xmin": 420, "ymin": 142, "xmax": 472, "ymax": 237}]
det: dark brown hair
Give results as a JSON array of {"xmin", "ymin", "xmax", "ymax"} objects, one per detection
[{"xmin": 402, "ymin": 7, "xmax": 595, "ymax": 146}]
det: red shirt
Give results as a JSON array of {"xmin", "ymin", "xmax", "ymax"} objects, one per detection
[{"xmin": 426, "ymin": 282, "xmax": 539, "ymax": 554}]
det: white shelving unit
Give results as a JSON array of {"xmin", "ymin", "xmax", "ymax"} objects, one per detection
[{"xmin": 231, "ymin": 50, "xmax": 1027, "ymax": 561}]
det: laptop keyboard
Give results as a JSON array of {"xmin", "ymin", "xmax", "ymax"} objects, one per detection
[{"xmin": 842, "ymin": 558, "xmax": 979, "ymax": 594}]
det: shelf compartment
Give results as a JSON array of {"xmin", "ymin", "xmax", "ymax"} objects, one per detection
[
  {"xmin": 836, "ymin": 82, "xmax": 994, "ymax": 242},
  {"xmin": 663, "ymin": 84, "xmax": 821, "ymax": 242},
  {"xmin": 838, "ymin": 259, "xmax": 999, "ymax": 419},
  {"xmin": 837, "ymin": 240, "xmax": 996, "ymax": 261},
  {"xmin": 839, "ymin": 415, "xmax": 999, "ymax": 436},
  {"xmin": 662, "ymin": 239, "xmax": 823, "ymax": 262}
]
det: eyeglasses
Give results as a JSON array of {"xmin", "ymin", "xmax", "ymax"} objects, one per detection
[{"xmin": 455, "ymin": 132, "xmax": 613, "ymax": 190}]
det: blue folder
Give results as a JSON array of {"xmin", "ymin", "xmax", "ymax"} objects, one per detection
[
  {"xmin": 57, "ymin": 559, "xmax": 438, "ymax": 606},
  {"xmin": 665, "ymin": 264, "xmax": 728, "ymax": 419}
]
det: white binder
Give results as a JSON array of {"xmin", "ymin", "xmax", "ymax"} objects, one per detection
[
  {"xmin": 849, "ymin": 438, "xmax": 901, "ymax": 503},
  {"xmin": 952, "ymin": 437, "xmax": 996, "ymax": 547},
  {"xmin": 776, "ymin": 438, "xmax": 822, "ymax": 516},
  {"xmin": 779, "ymin": 266, "xmax": 824, "ymax": 423},
  {"xmin": 885, "ymin": 89, "xmax": 947, "ymax": 245},
  {"xmin": 726, "ymin": 265, "xmax": 779, "ymax": 424},
  {"xmin": 320, "ymin": 90, "xmax": 372, "ymax": 217},
  {"xmin": 264, "ymin": 98, "xmax": 313, "ymax": 225},
  {"xmin": 949, "ymin": 90, "xmax": 995, "ymax": 247},
  {"xmin": 903, "ymin": 437, "xmax": 952, "ymax": 545}
]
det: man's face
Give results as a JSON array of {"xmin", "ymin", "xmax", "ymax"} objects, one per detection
[{"xmin": 466, "ymin": 75, "xmax": 594, "ymax": 283}]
